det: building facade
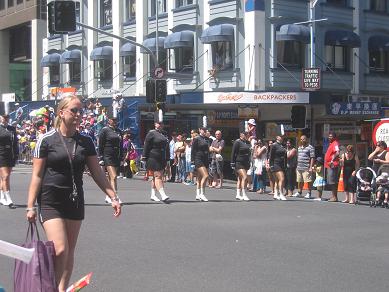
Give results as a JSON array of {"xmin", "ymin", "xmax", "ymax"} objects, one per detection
[
  {"xmin": 42, "ymin": 0, "xmax": 389, "ymax": 161},
  {"xmin": 0, "ymin": 0, "xmax": 47, "ymax": 101}
]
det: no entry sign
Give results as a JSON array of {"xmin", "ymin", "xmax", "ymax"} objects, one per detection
[{"xmin": 373, "ymin": 120, "xmax": 389, "ymax": 148}]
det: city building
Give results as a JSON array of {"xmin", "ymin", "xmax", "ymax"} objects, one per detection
[
  {"xmin": 0, "ymin": 0, "xmax": 47, "ymax": 101},
  {"xmin": 42, "ymin": 0, "xmax": 389, "ymax": 161}
]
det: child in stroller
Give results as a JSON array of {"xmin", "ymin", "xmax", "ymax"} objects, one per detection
[
  {"xmin": 355, "ymin": 167, "xmax": 376, "ymax": 205},
  {"xmin": 373, "ymin": 165, "xmax": 389, "ymax": 208},
  {"xmin": 375, "ymin": 172, "xmax": 389, "ymax": 208}
]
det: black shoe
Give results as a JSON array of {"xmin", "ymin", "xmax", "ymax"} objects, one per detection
[{"xmin": 8, "ymin": 203, "xmax": 16, "ymax": 209}]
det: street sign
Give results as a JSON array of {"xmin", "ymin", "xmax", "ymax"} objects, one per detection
[
  {"xmin": 153, "ymin": 67, "xmax": 165, "ymax": 79},
  {"xmin": 373, "ymin": 120, "xmax": 389, "ymax": 149},
  {"xmin": 301, "ymin": 68, "xmax": 320, "ymax": 91}
]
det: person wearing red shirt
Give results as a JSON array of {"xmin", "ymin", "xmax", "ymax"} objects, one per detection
[{"xmin": 324, "ymin": 132, "xmax": 340, "ymax": 202}]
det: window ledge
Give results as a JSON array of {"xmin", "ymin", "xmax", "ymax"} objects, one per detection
[
  {"xmin": 323, "ymin": 70, "xmax": 354, "ymax": 75},
  {"xmin": 209, "ymin": 0, "xmax": 234, "ymax": 5},
  {"xmin": 68, "ymin": 30, "xmax": 83, "ymax": 36},
  {"xmin": 124, "ymin": 77, "xmax": 136, "ymax": 82},
  {"xmin": 99, "ymin": 25, "xmax": 113, "ymax": 31},
  {"xmin": 365, "ymin": 72, "xmax": 389, "ymax": 77},
  {"xmin": 363, "ymin": 9, "xmax": 389, "ymax": 16},
  {"xmin": 167, "ymin": 71, "xmax": 198, "ymax": 79},
  {"xmin": 47, "ymin": 35, "xmax": 62, "ymax": 40},
  {"xmin": 148, "ymin": 13, "xmax": 168, "ymax": 21},
  {"xmin": 271, "ymin": 67, "xmax": 302, "ymax": 72},
  {"xmin": 123, "ymin": 19, "xmax": 136, "ymax": 26},
  {"xmin": 320, "ymin": 3, "xmax": 355, "ymax": 10},
  {"xmin": 172, "ymin": 4, "xmax": 198, "ymax": 13}
]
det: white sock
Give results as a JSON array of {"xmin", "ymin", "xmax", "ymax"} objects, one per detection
[
  {"xmin": 151, "ymin": 188, "xmax": 156, "ymax": 196},
  {"xmin": 236, "ymin": 189, "xmax": 241, "ymax": 197},
  {"xmin": 0, "ymin": 190, "xmax": 4, "ymax": 200},
  {"xmin": 242, "ymin": 189, "xmax": 247, "ymax": 197},
  {"xmin": 196, "ymin": 188, "xmax": 200, "ymax": 196},
  {"xmin": 158, "ymin": 188, "xmax": 167, "ymax": 197},
  {"xmin": 200, "ymin": 188, "xmax": 205, "ymax": 195},
  {"xmin": 4, "ymin": 191, "xmax": 12, "ymax": 205}
]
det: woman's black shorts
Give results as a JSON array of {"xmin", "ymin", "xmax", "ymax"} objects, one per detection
[
  {"xmin": 236, "ymin": 161, "xmax": 250, "ymax": 171},
  {"xmin": 38, "ymin": 189, "xmax": 85, "ymax": 223},
  {"xmin": 195, "ymin": 157, "xmax": 208, "ymax": 169},
  {"xmin": 103, "ymin": 150, "xmax": 121, "ymax": 167},
  {"xmin": 0, "ymin": 156, "xmax": 15, "ymax": 167}
]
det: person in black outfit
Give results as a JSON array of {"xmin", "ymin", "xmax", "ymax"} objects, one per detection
[
  {"xmin": 191, "ymin": 127, "xmax": 210, "ymax": 201},
  {"xmin": 26, "ymin": 94, "xmax": 121, "ymax": 291},
  {"xmin": 269, "ymin": 135, "xmax": 287, "ymax": 200},
  {"xmin": 231, "ymin": 131, "xmax": 251, "ymax": 201},
  {"xmin": 98, "ymin": 117, "xmax": 123, "ymax": 204},
  {"xmin": 142, "ymin": 119, "xmax": 170, "ymax": 202},
  {"xmin": 0, "ymin": 114, "xmax": 18, "ymax": 208}
]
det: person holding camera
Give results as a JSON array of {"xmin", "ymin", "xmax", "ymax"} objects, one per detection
[
  {"xmin": 209, "ymin": 130, "xmax": 225, "ymax": 188},
  {"xmin": 231, "ymin": 131, "xmax": 251, "ymax": 201},
  {"xmin": 98, "ymin": 116, "xmax": 123, "ymax": 204}
]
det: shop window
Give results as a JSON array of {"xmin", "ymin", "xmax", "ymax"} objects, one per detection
[
  {"xmin": 0, "ymin": 0, "xmax": 4, "ymax": 10},
  {"xmin": 325, "ymin": 45, "xmax": 350, "ymax": 71},
  {"xmin": 369, "ymin": 50, "xmax": 389, "ymax": 73},
  {"xmin": 277, "ymin": 41, "xmax": 305, "ymax": 68},
  {"xmin": 8, "ymin": 0, "xmax": 13, "ymax": 7},
  {"xmin": 327, "ymin": 0, "xmax": 348, "ymax": 6},
  {"xmin": 149, "ymin": 51, "xmax": 167, "ymax": 72},
  {"xmin": 16, "ymin": 0, "xmax": 22, "ymax": 4},
  {"xmin": 211, "ymin": 41, "xmax": 233, "ymax": 71},
  {"xmin": 123, "ymin": 55, "xmax": 136, "ymax": 79},
  {"xmin": 370, "ymin": 0, "xmax": 387, "ymax": 12},
  {"xmin": 150, "ymin": 0, "xmax": 166, "ymax": 16},
  {"xmin": 176, "ymin": 0, "xmax": 193, "ymax": 8},
  {"xmin": 49, "ymin": 66, "xmax": 60, "ymax": 85},
  {"xmin": 169, "ymin": 47, "xmax": 193, "ymax": 73},
  {"xmin": 101, "ymin": 0, "xmax": 112, "ymax": 27},
  {"xmin": 94, "ymin": 60, "xmax": 112, "ymax": 81},
  {"xmin": 125, "ymin": 0, "xmax": 136, "ymax": 21},
  {"xmin": 69, "ymin": 63, "xmax": 81, "ymax": 83}
]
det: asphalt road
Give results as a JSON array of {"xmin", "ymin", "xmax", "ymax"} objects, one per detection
[{"xmin": 1, "ymin": 165, "xmax": 389, "ymax": 292}]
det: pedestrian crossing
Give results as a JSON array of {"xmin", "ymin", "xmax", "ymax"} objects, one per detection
[{"xmin": 13, "ymin": 164, "xmax": 33, "ymax": 174}]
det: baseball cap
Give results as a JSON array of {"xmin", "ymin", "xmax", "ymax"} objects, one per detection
[{"xmin": 248, "ymin": 119, "xmax": 256, "ymax": 126}]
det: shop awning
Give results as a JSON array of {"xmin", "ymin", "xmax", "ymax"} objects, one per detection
[
  {"xmin": 325, "ymin": 30, "xmax": 361, "ymax": 48},
  {"xmin": 368, "ymin": 35, "xmax": 389, "ymax": 51},
  {"xmin": 164, "ymin": 31, "xmax": 194, "ymax": 49},
  {"xmin": 140, "ymin": 37, "xmax": 166, "ymax": 53},
  {"xmin": 200, "ymin": 24, "xmax": 234, "ymax": 44},
  {"xmin": 60, "ymin": 49, "xmax": 81, "ymax": 64},
  {"xmin": 40, "ymin": 53, "xmax": 61, "ymax": 67},
  {"xmin": 120, "ymin": 42, "xmax": 136, "ymax": 57},
  {"xmin": 90, "ymin": 46, "xmax": 113, "ymax": 61},
  {"xmin": 276, "ymin": 24, "xmax": 310, "ymax": 44}
]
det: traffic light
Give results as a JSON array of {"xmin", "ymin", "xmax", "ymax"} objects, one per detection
[
  {"xmin": 146, "ymin": 79, "xmax": 167, "ymax": 103},
  {"xmin": 291, "ymin": 105, "xmax": 306, "ymax": 129},
  {"xmin": 146, "ymin": 79, "xmax": 155, "ymax": 103},
  {"xmin": 155, "ymin": 79, "xmax": 167, "ymax": 103},
  {"xmin": 48, "ymin": 1, "xmax": 76, "ymax": 34}
]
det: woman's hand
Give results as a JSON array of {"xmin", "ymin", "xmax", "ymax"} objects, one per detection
[
  {"xmin": 26, "ymin": 210, "xmax": 37, "ymax": 222},
  {"xmin": 351, "ymin": 170, "xmax": 356, "ymax": 176},
  {"xmin": 373, "ymin": 158, "xmax": 382, "ymax": 164},
  {"xmin": 111, "ymin": 201, "xmax": 121, "ymax": 217}
]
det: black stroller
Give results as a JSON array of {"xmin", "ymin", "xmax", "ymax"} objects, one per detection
[
  {"xmin": 355, "ymin": 167, "xmax": 376, "ymax": 205},
  {"xmin": 371, "ymin": 165, "xmax": 389, "ymax": 208}
]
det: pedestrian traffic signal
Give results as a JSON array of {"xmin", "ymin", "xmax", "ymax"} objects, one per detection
[
  {"xmin": 146, "ymin": 79, "xmax": 167, "ymax": 103},
  {"xmin": 48, "ymin": 1, "xmax": 76, "ymax": 34},
  {"xmin": 291, "ymin": 105, "xmax": 306, "ymax": 129}
]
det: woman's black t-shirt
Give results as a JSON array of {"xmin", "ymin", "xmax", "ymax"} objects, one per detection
[{"xmin": 34, "ymin": 129, "xmax": 97, "ymax": 205}]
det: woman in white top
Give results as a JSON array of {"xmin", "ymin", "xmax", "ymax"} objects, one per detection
[{"xmin": 253, "ymin": 140, "xmax": 268, "ymax": 194}]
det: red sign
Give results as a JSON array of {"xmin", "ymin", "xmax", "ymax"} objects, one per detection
[{"xmin": 372, "ymin": 120, "xmax": 389, "ymax": 149}]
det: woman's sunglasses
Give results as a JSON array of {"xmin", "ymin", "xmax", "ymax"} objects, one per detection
[{"xmin": 67, "ymin": 108, "xmax": 84, "ymax": 115}]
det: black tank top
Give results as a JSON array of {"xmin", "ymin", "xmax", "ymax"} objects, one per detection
[{"xmin": 373, "ymin": 150, "xmax": 387, "ymax": 173}]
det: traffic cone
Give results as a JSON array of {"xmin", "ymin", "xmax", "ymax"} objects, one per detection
[
  {"xmin": 303, "ymin": 182, "xmax": 309, "ymax": 190},
  {"xmin": 337, "ymin": 167, "xmax": 345, "ymax": 192}
]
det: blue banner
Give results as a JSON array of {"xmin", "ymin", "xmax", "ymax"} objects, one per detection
[{"xmin": 328, "ymin": 102, "xmax": 381, "ymax": 116}]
